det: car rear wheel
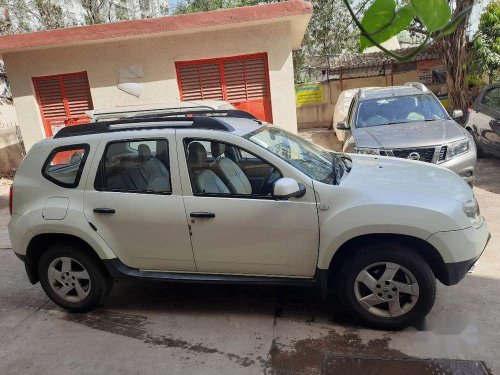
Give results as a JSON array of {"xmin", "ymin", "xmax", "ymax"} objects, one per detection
[
  {"xmin": 337, "ymin": 243, "xmax": 436, "ymax": 330},
  {"xmin": 38, "ymin": 243, "xmax": 112, "ymax": 312}
]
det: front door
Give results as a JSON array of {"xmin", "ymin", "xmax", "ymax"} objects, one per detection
[
  {"xmin": 178, "ymin": 133, "xmax": 319, "ymax": 277},
  {"xmin": 83, "ymin": 134, "xmax": 196, "ymax": 271}
]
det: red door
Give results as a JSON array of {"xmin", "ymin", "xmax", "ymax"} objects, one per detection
[
  {"xmin": 176, "ymin": 53, "xmax": 273, "ymax": 123},
  {"xmin": 33, "ymin": 72, "xmax": 94, "ymax": 137}
]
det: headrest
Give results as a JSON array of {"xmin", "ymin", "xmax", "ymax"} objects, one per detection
[
  {"xmin": 211, "ymin": 142, "xmax": 225, "ymax": 158},
  {"xmin": 138, "ymin": 144, "xmax": 152, "ymax": 162},
  {"xmin": 188, "ymin": 142, "xmax": 207, "ymax": 167}
]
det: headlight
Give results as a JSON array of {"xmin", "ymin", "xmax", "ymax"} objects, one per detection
[
  {"xmin": 444, "ymin": 138, "xmax": 470, "ymax": 161},
  {"xmin": 354, "ymin": 147, "xmax": 379, "ymax": 155},
  {"xmin": 462, "ymin": 197, "xmax": 482, "ymax": 227}
]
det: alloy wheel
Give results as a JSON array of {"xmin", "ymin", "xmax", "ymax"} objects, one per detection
[
  {"xmin": 354, "ymin": 262, "xmax": 420, "ymax": 318},
  {"xmin": 47, "ymin": 257, "xmax": 91, "ymax": 302}
]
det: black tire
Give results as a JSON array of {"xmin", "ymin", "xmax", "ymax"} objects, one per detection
[
  {"xmin": 38, "ymin": 242, "xmax": 112, "ymax": 313},
  {"xmin": 337, "ymin": 242, "xmax": 436, "ymax": 330}
]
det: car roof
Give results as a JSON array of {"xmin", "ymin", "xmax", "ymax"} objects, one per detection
[
  {"xmin": 53, "ymin": 110, "xmax": 264, "ymax": 140},
  {"xmin": 358, "ymin": 86, "xmax": 428, "ymax": 101}
]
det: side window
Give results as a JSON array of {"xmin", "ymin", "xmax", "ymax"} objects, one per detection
[
  {"xmin": 42, "ymin": 144, "xmax": 89, "ymax": 188},
  {"xmin": 95, "ymin": 139, "xmax": 171, "ymax": 194},
  {"xmin": 481, "ymin": 88, "xmax": 500, "ymax": 109},
  {"xmin": 184, "ymin": 139, "xmax": 281, "ymax": 197}
]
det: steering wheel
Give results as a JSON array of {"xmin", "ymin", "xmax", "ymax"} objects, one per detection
[{"xmin": 261, "ymin": 168, "xmax": 281, "ymax": 196}]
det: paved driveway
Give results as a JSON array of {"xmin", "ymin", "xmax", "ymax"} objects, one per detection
[{"xmin": 0, "ymin": 156, "xmax": 499, "ymax": 375}]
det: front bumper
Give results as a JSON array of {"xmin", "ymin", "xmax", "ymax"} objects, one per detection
[
  {"xmin": 441, "ymin": 233, "xmax": 491, "ymax": 285},
  {"xmin": 427, "ymin": 221, "xmax": 491, "ymax": 286},
  {"xmin": 438, "ymin": 150, "xmax": 476, "ymax": 186}
]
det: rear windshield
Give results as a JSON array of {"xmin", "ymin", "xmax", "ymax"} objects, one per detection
[
  {"xmin": 42, "ymin": 144, "xmax": 89, "ymax": 188},
  {"xmin": 356, "ymin": 94, "xmax": 449, "ymax": 128}
]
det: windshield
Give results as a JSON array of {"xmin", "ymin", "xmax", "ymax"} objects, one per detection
[
  {"xmin": 356, "ymin": 94, "xmax": 449, "ymax": 128},
  {"xmin": 244, "ymin": 127, "xmax": 347, "ymax": 185}
]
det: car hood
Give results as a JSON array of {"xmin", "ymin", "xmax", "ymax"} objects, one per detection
[
  {"xmin": 353, "ymin": 119, "xmax": 467, "ymax": 149},
  {"xmin": 340, "ymin": 154, "xmax": 473, "ymax": 203}
]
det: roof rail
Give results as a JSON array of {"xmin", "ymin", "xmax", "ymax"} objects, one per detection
[
  {"xmin": 404, "ymin": 82, "xmax": 428, "ymax": 92},
  {"xmin": 95, "ymin": 109, "xmax": 258, "ymax": 122},
  {"xmin": 53, "ymin": 114, "xmax": 245, "ymax": 139}
]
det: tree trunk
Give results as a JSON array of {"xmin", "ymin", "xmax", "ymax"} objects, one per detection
[{"xmin": 437, "ymin": 0, "xmax": 473, "ymax": 116}]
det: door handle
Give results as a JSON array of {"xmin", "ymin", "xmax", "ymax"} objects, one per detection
[
  {"xmin": 190, "ymin": 212, "xmax": 215, "ymax": 218},
  {"xmin": 93, "ymin": 208, "xmax": 116, "ymax": 214}
]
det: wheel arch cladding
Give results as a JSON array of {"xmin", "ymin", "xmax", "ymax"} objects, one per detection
[
  {"xmin": 25, "ymin": 233, "xmax": 106, "ymax": 284},
  {"xmin": 327, "ymin": 234, "xmax": 448, "ymax": 286}
]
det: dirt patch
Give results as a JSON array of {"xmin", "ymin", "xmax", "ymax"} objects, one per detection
[
  {"xmin": 64, "ymin": 309, "xmax": 254, "ymax": 367},
  {"xmin": 265, "ymin": 329, "xmax": 407, "ymax": 375}
]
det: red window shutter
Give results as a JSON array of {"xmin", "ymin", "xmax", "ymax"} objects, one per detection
[
  {"xmin": 33, "ymin": 72, "xmax": 93, "ymax": 137},
  {"xmin": 33, "ymin": 78, "xmax": 67, "ymax": 120},
  {"xmin": 224, "ymin": 57, "xmax": 268, "ymax": 101},
  {"xmin": 62, "ymin": 74, "xmax": 93, "ymax": 117},
  {"xmin": 178, "ymin": 63, "xmax": 223, "ymax": 101}
]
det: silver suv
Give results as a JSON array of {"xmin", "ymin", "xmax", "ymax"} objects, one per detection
[
  {"xmin": 337, "ymin": 83, "xmax": 477, "ymax": 185},
  {"xmin": 8, "ymin": 109, "xmax": 489, "ymax": 330}
]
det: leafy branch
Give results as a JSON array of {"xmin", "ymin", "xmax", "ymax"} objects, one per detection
[{"xmin": 342, "ymin": 0, "xmax": 472, "ymax": 61}]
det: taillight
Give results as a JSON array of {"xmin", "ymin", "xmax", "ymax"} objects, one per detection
[{"xmin": 9, "ymin": 185, "xmax": 13, "ymax": 215}]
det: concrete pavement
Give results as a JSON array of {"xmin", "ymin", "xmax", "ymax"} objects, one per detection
[{"xmin": 0, "ymin": 157, "xmax": 498, "ymax": 374}]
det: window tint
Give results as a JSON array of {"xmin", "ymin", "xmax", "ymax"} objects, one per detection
[
  {"xmin": 184, "ymin": 139, "xmax": 280, "ymax": 197},
  {"xmin": 481, "ymin": 88, "xmax": 500, "ymax": 109},
  {"xmin": 43, "ymin": 145, "xmax": 89, "ymax": 188},
  {"xmin": 356, "ymin": 94, "xmax": 448, "ymax": 128},
  {"xmin": 95, "ymin": 139, "xmax": 171, "ymax": 194}
]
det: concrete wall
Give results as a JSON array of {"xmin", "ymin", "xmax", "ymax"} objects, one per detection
[
  {"xmin": 0, "ymin": 102, "xmax": 23, "ymax": 173},
  {"xmin": 4, "ymin": 21, "xmax": 297, "ymax": 150},
  {"xmin": 0, "ymin": 128, "xmax": 23, "ymax": 173},
  {"xmin": 296, "ymin": 70, "xmax": 444, "ymax": 129}
]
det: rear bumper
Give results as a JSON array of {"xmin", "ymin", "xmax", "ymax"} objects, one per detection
[
  {"xmin": 13, "ymin": 251, "xmax": 39, "ymax": 284},
  {"xmin": 440, "ymin": 233, "xmax": 491, "ymax": 286}
]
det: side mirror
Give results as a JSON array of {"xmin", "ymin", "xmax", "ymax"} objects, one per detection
[
  {"xmin": 452, "ymin": 109, "xmax": 463, "ymax": 119},
  {"xmin": 337, "ymin": 121, "xmax": 350, "ymax": 130},
  {"xmin": 273, "ymin": 178, "xmax": 306, "ymax": 200}
]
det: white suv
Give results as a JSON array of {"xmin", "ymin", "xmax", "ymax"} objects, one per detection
[{"xmin": 8, "ymin": 110, "xmax": 490, "ymax": 330}]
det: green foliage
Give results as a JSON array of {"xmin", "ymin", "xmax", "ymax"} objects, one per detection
[
  {"xmin": 359, "ymin": 0, "xmax": 414, "ymax": 51},
  {"xmin": 347, "ymin": 0, "xmax": 472, "ymax": 60},
  {"xmin": 411, "ymin": 0, "xmax": 450, "ymax": 32},
  {"xmin": 469, "ymin": 1, "xmax": 500, "ymax": 83}
]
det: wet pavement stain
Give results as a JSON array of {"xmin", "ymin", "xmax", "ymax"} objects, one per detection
[
  {"xmin": 322, "ymin": 354, "xmax": 491, "ymax": 375},
  {"xmin": 63, "ymin": 310, "xmax": 255, "ymax": 367},
  {"xmin": 265, "ymin": 329, "xmax": 408, "ymax": 375}
]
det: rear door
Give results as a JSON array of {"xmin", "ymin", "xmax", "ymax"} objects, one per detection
[
  {"xmin": 176, "ymin": 54, "xmax": 273, "ymax": 122},
  {"xmin": 83, "ymin": 131, "xmax": 195, "ymax": 271}
]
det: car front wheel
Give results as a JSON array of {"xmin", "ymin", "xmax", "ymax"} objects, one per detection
[
  {"xmin": 38, "ymin": 243, "xmax": 112, "ymax": 313},
  {"xmin": 338, "ymin": 243, "xmax": 436, "ymax": 330}
]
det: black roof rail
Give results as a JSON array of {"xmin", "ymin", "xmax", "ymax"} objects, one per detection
[
  {"xmin": 95, "ymin": 109, "xmax": 259, "ymax": 121},
  {"xmin": 53, "ymin": 114, "xmax": 253, "ymax": 139},
  {"xmin": 54, "ymin": 109, "xmax": 261, "ymax": 139}
]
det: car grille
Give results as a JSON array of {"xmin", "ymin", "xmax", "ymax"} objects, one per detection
[
  {"xmin": 438, "ymin": 146, "xmax": 447, "ymax": 162},
  {"xmin": 391, "ymin": 148, "xmax": 436, "ymax": 163}
]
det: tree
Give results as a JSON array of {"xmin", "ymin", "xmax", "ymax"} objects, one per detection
[
  {"xmin": 436, "ymin": 0, "xmax": 474, "ymax": 113},
  {"xmin": 78, "ymin": 0, "xmax": 110, "ymax": 24},
  {"xmin": 295, "ymin": 0, "xmax": 361, "ymax": 82},
  {"xmin": 469, "ymin": 1, "xmax": 500, "ymax": 83}
]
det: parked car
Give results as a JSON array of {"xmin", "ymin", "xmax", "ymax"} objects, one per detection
[
  {"xmin": 464, "ymin": 83, "xmax": 500, "ymax": 158},
  {"xmin": 9, "ymin": 109, "xmax": 489, "ymax": 330},
  {"xmin": 332, "ymin": 88, "xmax": 360, "ymax": 143},
  {"xmin": 337, "ymin": 83, "xmax": 477, "ymax": 185}
]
